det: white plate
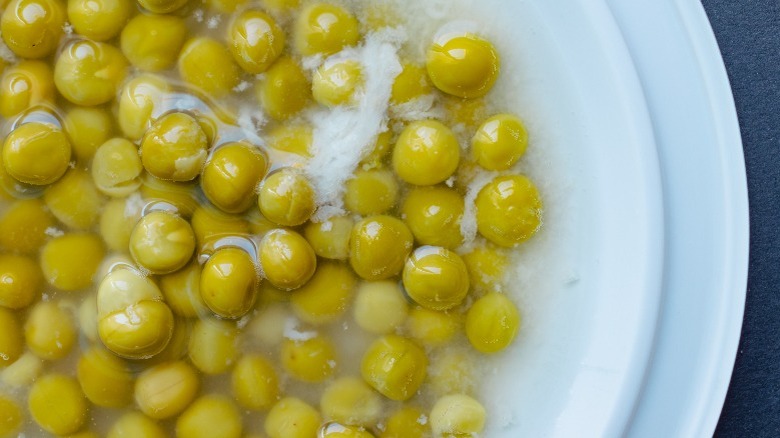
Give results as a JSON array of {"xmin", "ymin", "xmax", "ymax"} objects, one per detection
[{"xmin": 460, "ymin": 0, "xmax": 747, "ymax": 436}]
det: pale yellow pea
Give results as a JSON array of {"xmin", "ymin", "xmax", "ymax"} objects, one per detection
[
  {"xmin": 231, "ymin": 354, "xmax": 280, "ymax": 411},
  {"xmin": 25, "ymin": 301, "xmax": 77, "ymax": 361},
  {"xmin": 188, "ymin": 317, "xmax": 239, "ymax": 374},
  {"xmin": 44, "ymin": 169, "xmax": 105, "ymax": 230},
  {"xmin": 176, "ymin": 394, "xmax": 243, "ymax": 438},
  {"xmin": 290, "ymin": 262, "xmax": 356, "ymax": 325},
  {"xmin": 28, "ymin": 374, "xmax": 88, "ymax": 435},
  {"xmin": 39, "ymin": 233, "xmax": 105, "ymax": 291},
  {"xmin": 265, "ymin": 397, "xmax": 321, "ymax": 438},
  {"xmin": 135, "ymin": 360, "xmax": 200, "ymax": 419},
  {"xmin": 352, "ymin": 281, "xmax": 408, "ymax": 335},
  {"xmin": 76, "ymin": 346, "xmax": 134, "ymax": 408}
]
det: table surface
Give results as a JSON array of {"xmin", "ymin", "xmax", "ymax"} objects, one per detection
[{"xmin": 700, "ymin": 0, "xmax": 780, "ymax": 436}]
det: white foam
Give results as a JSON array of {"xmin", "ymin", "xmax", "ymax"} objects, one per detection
[{"xmin": 304, "ymin": 28, "xmax": 405, "ymax": 222}]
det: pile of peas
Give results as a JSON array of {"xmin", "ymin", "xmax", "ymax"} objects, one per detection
[{"xmin": 0, "ymin": 0, "xmax": 544, "ymax": 436}]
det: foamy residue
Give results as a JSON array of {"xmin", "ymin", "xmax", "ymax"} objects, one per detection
[{"xmin": 304, "ymin": 28, "xmax": 404, "ymax": 222}]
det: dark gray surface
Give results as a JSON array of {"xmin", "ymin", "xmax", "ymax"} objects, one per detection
[{"xmin": 702, "ymin": 0, "xmax": 780, "ymax": 436}]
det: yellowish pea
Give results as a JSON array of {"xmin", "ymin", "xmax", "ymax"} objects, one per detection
[
  {"xmin": 265, "ymin": 397, "xmax": 321, "ymax": 438},
  {"xmin": 259, "ymin": 229, "xmax": 317, "ymax": 290},
  {"xmin": 231, "ymin": 354, "xmax": 280, "ymax": 411},
  {"xmin": 344, "ymin": 168, "xmax": 399, "ymax": 216},
  {"xmin": 380, "ymin": 406, "xmax": 429, "ymax": 438},
  {"xmin": 0, "ymin": 199, "xmax": 55, "ymax": 254},
  {"xmin": 54, "ymin": 40, "xmax": 128, "ymax": 106},
  {"xmin": 107, "ymin": 412, "xmax": 167, "ymax": 438},
  {"xmin": 312, "ymin": 59, "xmax": 364, "ymax": 107},
  {"xmin": 472, "ymin": 114, "xmax": 528, "ymax": 170},
  {"xmin": 256, "ymin": 56, "xmax": 310, "ymax": 120},
  {"xmin": 178, "ymin": 37, "xmax": 241, "ymax": 97},
  {"xmin": 402, "ymin": 246, "xmax": 470, "ymax": 311},
  {"xmin": 141, "ymin": 112, "xmax": 209, "ymax": 182},
  {"xmin": 294, "ymin": 3, "xmax": 359, "ymax": 56},
  {"xmin": 159, "ymin": 261, "xmax": 208, "ymax": 318},
  {"xmin": 0, "ymin": 0, "xmax": 65, "ymax": 58},
  {"xmin": 320, "ymin": 376, "xmax": 382, "ymax": 427},
  {"xmin": 352, "ymin": 281, "xmax": 408, "ymax": 335},
  {"xmin": 176, "ymin": 394, "xmax": 243, "ymax": 438},
  {"xmin": 118, "ymin": 74, "xmax": 170, "ymax": 141},
  {"xmin": 360, "ymin": 335, "xmax": 427, "ymax": 401},
  {"xmin": 200, "ymin": 247, "xmax": 259, "ymax": 319},
  {"xmin": 0, "ymin": 308, "xmax": 23, "ymax": 368},
  {"xmin": 426, "ymin": 33, "xmax": 500, "ymax": 99},
  {"xmin": 349, "ymin": 215, "xmax": 413, "ymax": 281},
  {"xmin": 429, "ymin": 394, "xmax": 486, "ymax": 436},
  {"xmin": 40, "ymin": 233, "xmax": 105, "ymax": 291},
  {"xmin": 99, "ymin": 197, "xmax": 142, "ymax": 253},
  {"xmin": 67, "ymin": 0, "xmax": 133, "ymax": 41},
  {"xmin": 401, "ymin": 186, "xmax": 464, "ymax": 250},
  {"xmin": 28, "ymin": 374, "xmax": 88, "ymax": 435},
  {"xmin": 2, "ymin": 122, "xmax": 71, "ymax": 186},
  {"xmin": 76, "ymin": 346, "xmax": 134, "ymax": 408},
  {"xmin": 25, "ymin": 301, "xmax": 77, "ymax": 361},
  {"xmin": 135, "ymin": 360, "xmax": 200, "ymax": 419},
  {"xmin": 63, "ymin": 106, "xmax": 115, "ymax": 162},
  {"xmin": 475, "ymin": 174, "xmax": 543, "ymax": 247},
  {"xmin": 258, "ymin": 167, "xmax": 315, "ymax": 227},
  {"xmin": 465, "ymin": 291, "xmax": 521, "ymax": 353},
  {"xmin": 392, "ymin": 120, "xmax": 460, "ymax": 186},
  {"xmin": 201, "ymin": 142, "xmax": 268, "ymax": 214},
  {"xmin": 0, "ymin": 61, "xmax": 55, "ymax": 118},
  {"xmin": 91, "ymin": 138, "xmax": 143, "ymax": 197},
  {"xmin": 0, "ymin": 254, "xmax": 42, "ymax": 309},
  {"xmin": 0, "ymin": 395, "xmax": 22, "ymax": 437},
  {"xmin": 44, "ymin": 169, "xmax": 105, "ymax": 229},
  {"xmin": 405, "ymin": 307, "xmax": 460, "ymax": 346},
  {"xmin": 129, "ymin": 211, "xmax": 195, "ymax": 274},
  {"xmin": 121, "ymin": 14, "xmax": 188, "ymax": 72},
  {"xmin": 281, "ymin": 334, "xmax": 337, "ymax": 382},
  {"xmin": 229, "ymin": 10, "xmax": 285, "ymax": 74},
  {"xmin": 290, "ymin": 261, "xmax": 356, "ymax": 325},
  {"xmin": 303, "ymin": 215, "xmax": 353, "ymax": 260},
  {"xmin": 188, "ymin": 317, "xmax": 239, "ymax": 374}
]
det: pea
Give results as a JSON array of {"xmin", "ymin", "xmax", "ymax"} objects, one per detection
[
  {"xmin": 402, "ymin": 246, "xmax": 470, "ymax": 311},
  {"xmin": 259, "ymin": 229, "xmax": 317, "ymax": 290},
  {"xmin": 290, "ymin": 261, "xmax": 357, "ymax": 325},
  {"xmin": 191, "ymin": 205, "xmax": 250, "ymax": 246},
  {"xmin": 2, "ymin": 122, "xmax": 71, "ymax": 186},
  {"xmin": 391, "ymin": 63, "xmax": 432, "ymax": 104},
  {"xmin": 303, "ymin": 215, "xmax": 353, "ymax": 260},
  {"xmin": 0, "ymin": 254, "xmax": 42, "ymax": 309},
  {"xmin": 201, "ymin": 142, "xmax": 268, "ymax": 214},
  {"xmin": 129, "ymin": 211, "xmax": 196, "ymax": 275},
  {"xmin": 429, "ymin": 394, "xmax": 486, "ymax": 436},
  {"xmin": 67, "ymin": 0, "xmax": 133, "ymax": 41},
  {"xmin": 97, "ymin": 267, "xmax": 174, "ymax": 359},
  {"xmin": 392, "ymin": 120, "xmax": 460, "ymax": 186},
  {"xmin": 92, "ymin": 138, "xmax": 143, "ymax": 197},
  {"xmin": 319, "ymin": 423, "xmax": 375, "ymax": 438},
  {"xmin": 0, "ymin": 199, "xmax": 55, "ymax": 254},
  {"xmin": 320, "ymin": 377, "xmax": 382, "ymax": 427},
  {"xmin": 176, "ymin": 394, "xmax": 243, "ymax": 438},
  {"xmin": 294, "ymin": 3, "xmax": 359, "ymax": 56},
  {"xmin": 344, "ymin": 168, "xmax": 399, "ymax": 216},
  {"xmin": 44, "ymin": 169, "xmax": 105, "ymax": 230},
  {"xmin": 28, "ymin": 374, "xmax": 88, "ymax": 435},
  {"xmin": 118, "ymin": 74, "xmax": 170, "ymax": 141},
  {"xmin": 475, "ymin": 174, "xmax": 543, "ymax": 247},
  {"xmin": 405, "ymin": 307, "xmax": 460, "ymax": 346},
  {"xmin": 200, "ymin": 247, "xmax": 259, "ymax": 319},
  {"xmin": 465, "ymin": 292, "xmax": 520, "ymax": 353},
  {"xmin": 25, "ymin": 301, "xmax": 77, "ymax": 360},
  {"xmin": 256, "ymin": 56, "xmax": 310, "ymax": 120},
  {"xmin": 0, "ymin": 308, "xmax": 22, "ymax": 367},
  {"xmin": 141, "ymin": 112, "xmax": 209, "ymax": 182},
  {"xmin": 78, "ymin": 294, "xmax": 99, "ymax": 343},
  {"xmin": 178, "ymin": 37, "xmax": 240, "ymax": 97},
  {"xmin": 159, "ymin": 261, "xmax": 208, "ymax": 318},
  {"xmin": 472, "ymin": 114, "xmax": 528, "ymax": 170},
  {"xmin": 40, "ymin": 233, "xmax": 105, "ymax": 291},
  {"xmin": 360, "ymin": 131, "xmax": 393, "ymax": 168},
  {"xmin": 137, "ymin": 0, "xmax": 187, "ymax": 13},
  {"xmin": 1, "ymin": 351, "xmax": 42, "ymax": 387},
  {"xmin": 0, "ymin": 395, "xmax": 22, "ymax": 437},
  {"xmin": 265, "ymin": 397, "xmax": 321, "ymax": 438},
  {"xmin": 139, "ymin": 175, "xmax": 199, "ymax": 218},
  {"xmin": 76, "ymin": 346, "xmax": 134, "ymax": 408},
  {"xmin": 135, "ymin": 360, "xmax": 200, "ymax": 419},
  {"xmin": 360, "ymin": 335, "xmax": 427, "ymax": 401},
  {"xmin": 281, "ymin": 334, "xmax": 337, "ymax": 382},
  {"xmin": 258, "ymin": 167, "xmax": 316, "ymax": 227},
  {"xmin": 121, "ymin": 14, "xmax": 188, "ymax": 72},
  {"xmin": 0, "ymin": 0, "xmax": 65, "ymax": 58},
  {"xmin": 462, "ymin": 242, "xmax": 509, "ymax": 293},
  {"xmin": 54, "ymin": 40, "xmax": 128, "ymax": 106},
  {"xmin": 107, "ymin": 412, "xmax": 167, "ymax": 438},
  {"xmin": 63, "ymin": 106, "xmax": 115, "ymax": 162},
  {"xmin": 244, "ymin": 302, "xmax": 289, "ymax": 347},
  {"xmin": 231, "ymin": 354, "xmax": 280, "ymax": 411},
  {"xmin": 312, "ymin": 59, "xmax": 364, "ymax": 107},
  {"xmin": 0, "ymin": 61, "xmax": 55, "ymax": 118},
  {"xmin": 99, "ymin": 197, "xmax": 142, "ymax": 253},
  {"xmin": 188, "ymin": 317, "xmax": 238, "ymax": 374},
  {"xmin": 229, "ymin": 10, "xmax": 285, "ymax": 74},
  {"xmin": 352, "ymin": 280, "xmax": 408, "ymax": 335},
  {"xmin": 401, "ymin": 186, "xmax": 465, "ymax": 250},
  {"xmin": 349, "ymin": 215, "xmax": 413, "ymax": 281},
  {"xmin": 266, "ymin": 123, "xmax": 313, "ymax": 157},
  {"xmin": 246, "ymin": 208, "xmax": 278, "ymax": 235},
  {"xmin": 380, "ymin": 406, "xmax": 429, "ymax": 438},
  {"xmin": 426, "ymin": 34, "xmax": 500, "ymax": 99}
]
